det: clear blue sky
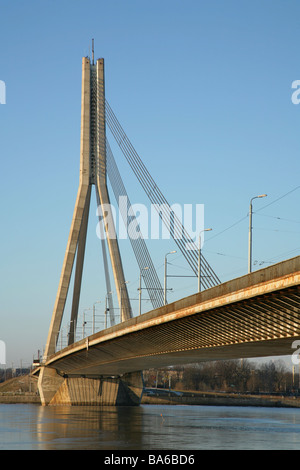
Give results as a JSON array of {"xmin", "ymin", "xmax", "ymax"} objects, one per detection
[{"xmin": 1, "ymin": 0, "xmax": 299, "ymax": 367}]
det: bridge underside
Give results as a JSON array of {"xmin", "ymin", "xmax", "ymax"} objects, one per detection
[{"xmin": 42, "ymin": 257, "xmax": 300, "ymax": 379}]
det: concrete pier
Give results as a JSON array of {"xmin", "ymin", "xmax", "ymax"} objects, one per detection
[{"xmin": 38, "ymin": 367, "xmax": 143, "ymax": 406}]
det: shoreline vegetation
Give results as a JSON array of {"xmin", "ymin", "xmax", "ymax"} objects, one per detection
[
  {"xmin": 142, "ymin": 388, "xmax": 300, "ymax": 408},
  {"xmin": 1, "ymin": 388, "xmax": 300, "ymax": 408},
  {"xmin": 1, "ymin": 372, "xmax": 300, "ymax": 408}
]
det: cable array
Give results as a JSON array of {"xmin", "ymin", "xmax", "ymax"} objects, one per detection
[
  {"xmin": 105, "ymin": 100, "xmax": 220, "ymax": 289},
  {"xmin": 106, "ymin": 139, "xmax": 164, "ymax": 308}
]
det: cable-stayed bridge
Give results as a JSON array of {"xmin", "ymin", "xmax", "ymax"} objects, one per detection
[{"xmin": 36, "ymin": 52, "xmax": 300, "ymax": 406}]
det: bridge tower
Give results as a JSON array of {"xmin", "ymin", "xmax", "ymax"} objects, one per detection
[
  {"xmin": 44, "ymin": 55, "xmax": 132, "ymax": 360},
  {"xmin": 38, "ymin": 53, "xmax": 142, "ymax": 406}
]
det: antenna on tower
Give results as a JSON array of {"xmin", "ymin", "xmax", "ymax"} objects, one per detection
[{"xmin": 92, "ymin": 38, "xmax": 94, "ymax": 65}]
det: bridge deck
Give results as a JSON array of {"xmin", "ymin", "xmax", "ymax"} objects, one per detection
[{"xmin": 44, "ymin": 256, "xmax": 300, "ymax": 377}]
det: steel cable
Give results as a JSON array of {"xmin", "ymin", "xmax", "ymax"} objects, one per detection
[
  {"xmin": 106, "ymin": 139, "xmax": 164, "ymax": 308},
  {"xmin": 105, "ymin": 101, "xmax": 220, "ymax": 289}
]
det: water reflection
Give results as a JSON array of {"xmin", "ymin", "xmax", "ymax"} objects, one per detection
[
  {"xmin": 1, "ymin": 404, "xmax": 300, "ymax": 449},
  {"xmin": 36, "ymin": 406, "xmax": 144, "ymax": 449}
]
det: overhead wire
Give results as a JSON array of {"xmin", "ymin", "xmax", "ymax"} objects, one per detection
[
  {"xmin": 204, "ymin": 186, "xmax": 300, "ymax": 243},
  {"xmin": 256, "ymin": 185, "xmax": 300, "ymax": 213},
  {"xmin": 254, "ymin": 212, "xmax": 300, "ymax": 224}
]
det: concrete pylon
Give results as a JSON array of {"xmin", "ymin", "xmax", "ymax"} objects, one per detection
[
  {"xmin": 94, "ymin": 59, "xmax": 132, "ymax": 324},
  {"xmin": 43, "ymin": 56, "xmax": 132, "ymax": 362}
]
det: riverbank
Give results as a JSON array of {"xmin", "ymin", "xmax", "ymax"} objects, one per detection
[
  {"xmin": 141, "ymin": 389, "xmax": 300, "ymax": 408},
  {"xmin": 0, "ymin": 374, "xmax": 40, "ymax": 403},
  {"xmin": 0, "ymin": 393, "xmax": 40, "ymax": 404},
  {"xmin": 1, "ymin": 392, "xmax": 299, "ymax": 407},
  {"xmin": 1, "ymin": 375, "xmax": 300, "ymax": 408}
]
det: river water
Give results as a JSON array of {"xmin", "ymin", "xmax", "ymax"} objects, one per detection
[{"xmin": 1, "ymin": 403, "xmax": 300, "ymax": 450}]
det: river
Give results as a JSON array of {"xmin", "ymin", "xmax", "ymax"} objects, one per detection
[{"xmin": 0, "ymin": 403, "xmax": 300, "ymax": 450}]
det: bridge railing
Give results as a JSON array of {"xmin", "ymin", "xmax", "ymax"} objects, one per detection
[{"xmin": 54, "ymin": 309, "xmax": 122, "ymax": 353}]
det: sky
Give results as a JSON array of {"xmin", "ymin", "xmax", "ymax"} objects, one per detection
[{"xmin": 0, "ymin": 0, "xmax": 299, "ymax": 368}]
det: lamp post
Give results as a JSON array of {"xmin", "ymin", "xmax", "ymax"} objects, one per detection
[
  {"xmin": 248, "ymin": 194, "xmax": 267, "ymax": 273},
  {"xmin": 82, "ymin": 308, "xmax": 92, "ymax": 338},
  {"xmin": 82, "ymin": 310, "xmax": 87, "ymax": 339},
  {"xmin": 139, "ymin": 267, "xmax": 149, "ymax": 315},
  {"xmin": 105, "ymin": 291, "xmax": 113, "ymax": 329},
  {"xmin": 92, "ymin": 301, "xmax": 101, "ymax": 334},
  {"xmin": 198, "ymin": 228, "xmax": 212, "ymax": 292},
  {"xmin": 164, "ymin": 251, "xmax": 176, "ymax": 305}
]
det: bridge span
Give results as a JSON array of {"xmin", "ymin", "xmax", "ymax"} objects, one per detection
[
  {"xmin": 37, "ymin": 256, "xmax": 300, "ymax": 405},
  {"xmin": 40, "ymin": 256, "xmax": 300, "ymax": 380}
]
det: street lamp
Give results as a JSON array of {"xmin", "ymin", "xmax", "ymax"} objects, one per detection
[
  {"xmin": 105, "ymin": 291, "xmax": 113, "ymax": 329},
  {"xmin": 164, "ymin": 251, "xmax": 177, "ymax": 305},
  {"xmin": 139, "ymin": 267, "xmax": 149, "ymax": 315},
  {"xmin": 92, "ymin": 301, "xmax": 101, "ymax": 334},
  {"xmin": 82, "ymin": 308, "xmax": 91, "ymax": 339},
  {"xmin": 248, "ymin": 194, "xmax": 267, "ymax": 273},
  {"xmin": 198, "ymin": 228, "xmax": 212, "ymax": 292}
]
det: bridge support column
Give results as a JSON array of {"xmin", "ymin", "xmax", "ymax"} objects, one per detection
[
  {"xmin": 38, "ymin": 367, "xmax": 65, "ymax": 406},
  {"xmin": 38, "ymin": 368, "xmax": 144, "ymax": 406}
]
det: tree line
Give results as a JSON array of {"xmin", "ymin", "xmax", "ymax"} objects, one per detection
[
  {"xmin": 2, "ymin": 359, "xmax": 299, "ymax": 395},
  {"xmin": 144, "ymin": 359, "xmax": 299, "ymax": 395}
]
